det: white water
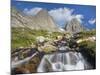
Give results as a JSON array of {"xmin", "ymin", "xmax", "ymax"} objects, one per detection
[{"xmin": 37, "ymin": 52, "xmax": 91, "ymax": 72}]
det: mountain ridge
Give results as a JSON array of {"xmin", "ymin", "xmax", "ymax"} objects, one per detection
[{"xmin": 11, "ymin": 8, "xmax": 60, "ymax": 32}]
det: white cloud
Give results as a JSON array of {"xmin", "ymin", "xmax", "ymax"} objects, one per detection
[
  {"xmin": 23, "ymin": 7, "xmax": 42, "ymax": 16},
  {"xmin": 75, "ymin": 14, "xmax": 84, "ymax": 23},
  {"xmin": 49, "ymin": 8, "xmax": 73, "ymax": 24},
  {"xmin": 49, "ymin": 7, "xmax": 84, "ymax": 26},
  {"xmin": 23, "ymin": 7, "xmax": 84, "ymax": 26},
  {"xmin": 88, "ymin": 18, "xmax": 96, "ymax": 24}
]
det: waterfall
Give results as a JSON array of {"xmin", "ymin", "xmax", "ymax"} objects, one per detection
[{"xmin": 37, "ymin": 52, "xmax": 92, "ymax": 72}]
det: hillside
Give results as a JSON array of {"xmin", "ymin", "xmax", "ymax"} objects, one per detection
[{"xmin": 11, "ymin": 7, "xmax": 60, "ymax": 32}]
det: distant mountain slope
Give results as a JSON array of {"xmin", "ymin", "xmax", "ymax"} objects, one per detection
[
  {"xmin": 11, "ymin": 8, "xmax": 60, "ymax": 32},
  {"xmin": 65, "ymin": 18, "xmax": 84, "ymax": 34}
]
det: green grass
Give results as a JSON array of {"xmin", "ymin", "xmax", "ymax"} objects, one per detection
[
  {"xmin": 75, "ymin": 30, "xmax": 96, "ymax": 40},
  {"xmin": 11, "ymin": 27, "xmax": 62, "ymax": 50},
  {"xmin": 12, "ymin": 27, "xmax": 36, "ymax": 49},
  {"xmin": 79, "ymin": 40, "xmax": 96, "ymax": 58},
  {"xmin": 78, "ymin": 40, "xmax": 96, "ymax": 68},
  {"xmin": 79, "ymin": 41, "xmax": 96, "ymax": 63}
]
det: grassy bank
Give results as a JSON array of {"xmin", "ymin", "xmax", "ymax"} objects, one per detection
[
  {"xmin": 11, "ymin": 27, "xmax": 62, "ymax": 50},
  {"xmin": 74, "ymin": 30, "xmax": 96, "ymax": 40},
  {"xmin": 79, "ymin": 40, "xmax": 96, "ymax": 68}
]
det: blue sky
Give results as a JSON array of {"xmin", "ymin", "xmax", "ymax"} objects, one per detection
[{"xmin": 11, "ymin": 0, "xmax": 96, "ymax": 29}]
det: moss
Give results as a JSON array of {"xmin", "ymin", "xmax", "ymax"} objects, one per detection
[{"xmin": 79, "ymin": 41, "xmax": 96, "ymax": 68}]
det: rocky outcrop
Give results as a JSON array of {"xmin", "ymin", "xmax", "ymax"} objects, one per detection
[{"xmin": 65, "ymin": 18, "xmax": 84, "ymax": 34}]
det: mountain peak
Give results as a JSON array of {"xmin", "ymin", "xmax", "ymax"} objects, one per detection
[
  {"xmin": 65, "ymin": 18, "xmax": 84, "ymax": 34},
  {"xmin": 37, "ymin": 9, "xmax": 49, "ymax": 16},
  {"xmin": 11, "ymin": 8, "xmax": 60, "ymax": 32},
  {"xmin": 71, "ymin": 18, "xmax": 80, "ymax": 23}
]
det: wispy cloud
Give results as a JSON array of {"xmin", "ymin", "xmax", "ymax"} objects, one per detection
[
  {"xmin": 75, "ymin": 14, "xmax": 84, "ymax": 23},
  {"xmin": 23, "ymin": 7, "xmax": 42, "ymax": 16},
  {"xmin": 48, "ymin": 7, "xmax": 73, "ymax": 25},
  {"xmin": 49, "ymin": 7, "xmax": 84, "ymax": 26},
  {"xmin": 88, "ymin": 18, "xmax": 96, "ymax": 25},
  {"xmin": 23, "ymin": 7, "xmax": 84, "ymax": 26}
]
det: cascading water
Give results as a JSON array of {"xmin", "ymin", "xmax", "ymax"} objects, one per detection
[
  {"xmin": 11, "ymin": 40, "xmax": 93, "ymax": 73},
  {"xmin": 37, "ymin": 52, "xmax": 92, "ymax": 72}
]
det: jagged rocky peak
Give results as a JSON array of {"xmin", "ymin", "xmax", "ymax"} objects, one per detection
[
  {"xmin": 37, "ymin": 9, "xmax": 49, "ymax": 16},
  {"xmin": 65, "ymin": 18, "xmax": 84, "ymax": 34},
  {"xmin": 11, "ymin": 8, "xmax": 60, "ymax": 32}
]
